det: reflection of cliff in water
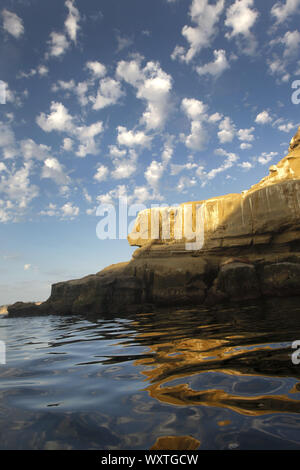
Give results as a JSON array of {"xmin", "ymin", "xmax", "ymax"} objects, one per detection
[{"xmin": 131, "ymin": 298, "xmax": 300, "ymax": 416}]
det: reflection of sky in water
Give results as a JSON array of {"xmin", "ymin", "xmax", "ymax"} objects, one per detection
[{"xmin": 1, "ymin": 299, "xmax": 300, "ymax": 449}]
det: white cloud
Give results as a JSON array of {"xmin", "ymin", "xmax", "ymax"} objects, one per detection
[
  {"xmin": 181, "ymin": 98, "xmax": 208, "ymax": 120},
  {"xmin": 255, "ymin": 110, "xmax": 272, "ymax": 124},
  {"xmin": 0, "ymin": 162, "xmax": 39, "ymax": 209},
  {"xmin": 86, "ymin": 61, "xmax": 107, "ymax": 79},
  {"xmin": 0, "ymin": 122, "xmax": 16, "ymax": 158},
  {"xmin": 24, "ymin": 264, "xmax": 31, "ymax": 271},
  {"xmin": 117, "ymin": 126, "xmax": 152, "ymax": 148},
  {"xmin": 117, "ymin": 59, "xmax": 172, "ymax": 130},
  {"xmin": 41, "ymin": 157, "xmax": 70, "ymax": 186},
  {"xmin": 2, "ymin": 9, "xmax": 24, "ymax": 38},
  {"xmin": 38, "ymin": 65, "xmax": 49, "ymax": 76},
  {"xmin": 225, "ymin": 0, "xmax": 259, "ymax": 54},
  {"xmin": 75, "ymin": 121, "xmax": 103, "ymax": 157},
  {"xmin": 282, "ymin": 30, "xmax": 300, "ymax": 57},
  {"xmin": 21, "ymin": 139, "xmax": 52, "ymax": 161},
  {"xmin": 145, "ymin": 160, "xmax": 164, "ymax": 188},
  {"xmin": 36, "ymin": 102, "xmax": 74, "ymax": 133},
  {"xmin": 205, "ymin": 149, "xmax": 239, "ymax": 181},
  {"xmin": 48, "ymin": 32, "xmax": 70, "ymax": 57},
  {"xmin": 209, "ymin": 112, "xmax": 223, "ymax": 123},
  {"xmin": 237, "ymin": 127, "xmax": 255, "ymax": 142},
  {"xmin": 196, "ymin": 49, "xmax": 229, "ymax": 77},
  {"xmin": 111, "ymin": 149, "xmax": 138, "ymax": 180},
  {"xmin": 218, "ymin": 116, "xmax": 236, "ymax": 143},
  {"xmin": 62, "ymin": 137, "xmax": 73, "ymax": 151},
  {"xmin": 65, "ymin": 0, "xmax": 80, "ymax": 43},
  {"xmin": 40, "ymin": 203, "xmax": 58, "ymax": 217},
  {"xmin": 92, "ymin": 77, "xmax": 124, "ymax": 110},
  {"xmin": 181, "ymin": 98, "xmax": 209, "ymax": 151},
  {"xmin": 238, "ymin": 161, "xmax": 253, "ymax": 169},
  {"xmin": 109, "ymin": 145, "xmax": 127, "ymax": 158},
  {"xmin": 61, "ymin": 202, "xmax": 79, "ymax": 218},
  {"xmin": 182, "ymin": 120, "xmax": 207, "ymax": 151},
  {"xmin": 51, "ymin": 79, "xmax": 75, "ymax": 92},
  {"xmin": 171, "ymin": 0, "xmax": 225, "ymax": 63},
  {"xmin": 94, "ymin": 165, "xmax": 108, "ymax": 182},
  {"xmin": 170, "ymin": 162, "xmax": 198, "ymax": 175},
  {"xmin": 257, "ymin": 151, "xmax": 278, "ymax": 165},
  {"xmin": 240, "ymin": 142, "xmax": 252, "ymax": 150},
  {"xmin": 271, "ymin": 0, "xmax": 300, "ymax": 24},
  {"xmin": 277, "ymin": 121, "xmax": 296, "ymax": 132}
]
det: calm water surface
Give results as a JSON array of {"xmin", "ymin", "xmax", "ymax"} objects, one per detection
[{"xmin": 1, "ymin": 300, "xmax": 300, "ymax": 450}]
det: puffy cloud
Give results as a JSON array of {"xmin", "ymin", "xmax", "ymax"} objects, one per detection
[
  {"xmin": 182, "ymin": 120, "xmax": 207, "ymax": 151},
  {"xmin": 86, "ymin": 61, "xmax": 107, "ymax": 79},
  {"xmin": 48, "ymin": 32, "xmax": 70, "ymax": 57},
  {"xmin": 271, "ymin": 0, "xmax": 300, "ymax": 24},
  {"xmin": 24, "ymin": 264, "xmax": 31, "ymax": 271},
  {"xmin": 237, "ymin": 127, "xmax": 255, "ymax": 142},
  {"xmin": 41, "ymin": 157, "xmax": 70, "ymax": 186},
  {"xmin": 181, "ymin": 98, "xmax": 208, "ymax": 120},
  {"xmin": 255, "ymin": 110, "xmax": 272, "ymax": 124},
  {"xmin": 196, "ymin": 49, "xmax": 229, "ymax": 77},
  {"xmin": 277, "ymin": 121, "xmax": 296, "ymax": 132},
  {"xmin": 75, "ymin": 121, "xmax": 103, "ymax": 157},
  {"xmin": 21, "ymin": 139, "xmax": 52, "ymax": 161},
  {"xmin": 2, "ymin": 9, "xmax": 24, "ymax": 38},
  {"xmin": 0, "ymin": 122, "xmax": 16, "ymax": 158},
  {"xmin": 145, "ymin": 160, "xmax": 164, "ymax": 188},
  {"xmin": 111, "ymin": 149, "xmax": 138, "ymax": 180},
  {"xmin": 240, "ymin": 142, "xmax": 252, "ymax": 150},
  {"xmin": 238, "ymin": 161, "xmax": 253, "ymax": 169},
  {"xmin": 36, "ymin": 102, "xmax": 74, "ymax": 133},
  {"xmin": 65, "ymin": 0, "xmax": 80, "ymax": 43},
  {"xmin": 116, "ymin": 59, "xmax": 143, "ymax": 86},
  {"xmin": 117, "ymin": 59, "xmax": 172, "ymax": 130},
  {"xmin": 117, "ymin": 126, "xmax": 152, "ymax": 148},
  {"xmin": 0, "ymin": 162, "xmax": 39, "ymax": 209},
  {"xmin": 225, "ymin": 0, "xmax": 259, "ymax": 54},
  {"xmin": 92, "ymin": 77, "xmax": 124, "ymax": 110},
  {"xmin": 62, "ymin": 137, "xmax": 73, "ymax": 151},
  {"xmin": 218, "ymin": 117, "xmax": 236, "ymax": 143},
  {"xmin": 171, "ymin": 0, "xmax": 225, "ymax": 63},
  {"xmin": 94, "ymin": 165, "xmax": 108, "ymax": 182},
  {"xmin": 257, "ymin": 151, "xmax": 278, "ymax": 165},
  {"xmin": 181, "ymin": 98, "xmax": 209, "ymax": 151},
  {"xmin": 61, "ymin": 202, "xmax": 79, "ymax": 218},
  {"xmin": 282, "ymin": 30, "xmax": 300, "ymax": 57}
]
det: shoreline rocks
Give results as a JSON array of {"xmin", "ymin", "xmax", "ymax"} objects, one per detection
[{"xmin": 7, "ymin": 127, "xmax": 300, "ymax": 317}]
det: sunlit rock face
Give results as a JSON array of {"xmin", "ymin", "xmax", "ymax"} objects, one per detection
[
  {"xmin": 7, "ymin": 127, "xmax": 300, "ymax": 316},
  {"xmin": 128, "ymin": 131, "xmax": 300, "ymax": 251}
]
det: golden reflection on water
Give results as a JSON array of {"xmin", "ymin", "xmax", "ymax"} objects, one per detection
[{"xmin": 132, "ymin": 302, "xmax": 300, "ymax": 418}]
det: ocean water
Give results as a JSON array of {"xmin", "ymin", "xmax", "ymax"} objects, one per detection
[{"xmin": 1, "ymin": 300, "xmax": 300, "ymax": 450}]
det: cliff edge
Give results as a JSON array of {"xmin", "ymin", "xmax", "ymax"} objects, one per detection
[{"xmin": 8, "ymin": 127, "xmax": 300, "ymax": 316}]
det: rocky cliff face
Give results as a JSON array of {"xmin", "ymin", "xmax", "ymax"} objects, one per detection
[{"xmin": 7, "ymin": 127, "xmax": 300, "ymax": 316}]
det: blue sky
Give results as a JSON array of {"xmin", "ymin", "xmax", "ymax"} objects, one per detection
[{"xmin": 1, "ymin": 0, "xmax": 300, "ymax": 304}]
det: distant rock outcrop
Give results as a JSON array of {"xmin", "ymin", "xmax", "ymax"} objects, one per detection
[{"xmin": 7, "ymin": 127, "xmax": 300, "ymax": 317}]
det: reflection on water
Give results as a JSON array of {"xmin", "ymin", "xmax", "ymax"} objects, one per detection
[{"xmin": 1, "ymin": 298, "xmax": 300, "ymax": 449}]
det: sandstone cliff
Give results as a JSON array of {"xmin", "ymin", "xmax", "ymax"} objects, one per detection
[{"xmin": 7, "ymin": 127, "xmax": 300, "ymax": 316}]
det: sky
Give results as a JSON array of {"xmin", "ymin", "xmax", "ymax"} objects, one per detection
[{"xmin": 1, "ymin": 0, "xmax": 300, "ymax": 305}]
